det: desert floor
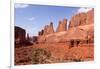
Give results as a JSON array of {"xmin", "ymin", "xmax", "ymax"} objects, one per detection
[{"xmin": 15, "ymin": 43, "xmax": 94, "ymax": 65}]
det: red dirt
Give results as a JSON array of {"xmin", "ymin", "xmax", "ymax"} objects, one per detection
[{"xmin": 15, "ymin": 43, "xmax": 94, "ymax": 65}]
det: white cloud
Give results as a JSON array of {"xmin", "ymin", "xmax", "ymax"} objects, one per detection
[
  {"xmin": 77, "ymin": 8, "xmax": 92, "ymax": 13},
  {"xmin": 15, "ymin": 4, "xmax": 29, "ymax": 8},
  {"xmin": 24, "ymin": 17, "xmax": 35, "ymax": 21},
  {"xmin": 28, "ymin": 17, "xmax": 35, "ymax": 21}
]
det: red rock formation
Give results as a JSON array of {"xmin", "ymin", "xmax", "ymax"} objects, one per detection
[
  {"xmin": 69, "ymin": 9, "xmax": 94, "ymax": 29},
  {"xmin": 49, "ymin": 22, "xmax": 54, "ymax": 34},
  {"xmin": 86, "ymin": 9, "xmax": 94, "ymax": 24},
  {"xmin": 43, "ymin": 25, "xmax": 49, "ymax": 35},
  {"xmin": 41, "ymin": 22, "xmax": 55, "ymax": 35},
  {"xmin": 69, "ymin": 13, "xmax": 86, "ymax": 28},
  {"xmin": 63, "ymin": 18, "xmax": 67, "ymax": 31},
  {"xmin": 56, "ymin": 20, "xmax": 62, "ymax": 32},
  {"xmin": 15, "ymin": 26, "xmax": 26, "ymax": 42},
  {"xmin": 38, "ymin": 9, "xmax": 94, "ymax": 44},
  {"xmin": 26, "ymin": 33, "xmax": 30, "ymax": 40},
  {"xmin": 33, "ymin": 36, "xmax": 38, "ymax": 43},
  {"xmin": 38, "ymin": 31, "xmax": 41, "ymax": 36},
  {"xmin": 38, "ymin": 29, "xmax": 44, "ymax": 36},
  {"xmin": 15, "ymin": 26, "xmax": 33, "ymax": 47},
  {"xmin": 56, "ymin": 18, "xmax": 67, "ymax": 32}
]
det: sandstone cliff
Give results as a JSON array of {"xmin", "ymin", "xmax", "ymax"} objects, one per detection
[
  {"xmin": 38, "ymin": 9, "xmax": 94, "ymax": 44},
  {"xmin": 69, "ymin": 9, "xmax": 94, "ymax": 28}
]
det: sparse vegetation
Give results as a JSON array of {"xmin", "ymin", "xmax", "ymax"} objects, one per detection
[{"xmin": 31, "ymin": 48, "xmax": 53, "ymax": 64}]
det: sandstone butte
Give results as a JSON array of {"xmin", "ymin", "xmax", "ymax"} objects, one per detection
[{"xmin": 15, "ymin": 26, "xmax": 26, "ymax": 43}]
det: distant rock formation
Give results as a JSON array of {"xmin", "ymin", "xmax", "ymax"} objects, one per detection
[
  {"xmin": 38, "ymin": 18, "xmax": 67, "ymax": 36},
  {"xmin": 49, "ymin": 22, "xmax": 55, "ymax": 34},
  {"xmin": 38, "ymin": 22, "xmax": 54, "ymax": 36},
  {"xmin": 86, "ymin": 9, "xmax": 94, "ymax": 24},
  {"xmin": 38, "ymin": 29, "xmax": 44, "ymax": 36},
  {"xmin": 69, "ymin": 13, "xmax": 87, "ymax": 28},
  {"xmin": 69, "ymin": 9, "xmax": 94, "ymax": 28},
  {"xmin": 56, "ymin": 20, "xmax": 63, "ymax": 32},
  {"xmin": 38, "ymin": 9, "xmax": 94, "ymax": 45},
  {"xmin": 56, "ymin": 18, "xmax": 67, "ymax": 32},
  {"xmin": 26, "ymin": 33, "xmax": 30, "ymax": 40},
  {"xmin": 33, "ymin": 36, "xmax": 38, "ymax": 44},
  {"xmin": 43, "ymin": 25, "xmax": 49, "ymax": 35},
  {"xmin": 63, "ymin": 18, "xmax": 67, "ymax": 31},
  {"xmin": 15, "ymin": 26, "xmax": 33, "ymax": 47},
  {"xmin": 15, "ymin": 26, "xmax": 26, "ymax": 42}
]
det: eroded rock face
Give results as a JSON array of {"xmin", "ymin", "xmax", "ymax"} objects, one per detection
[
  {"xmin": 15, "ymin": 26, "xmax": 26, "ymax": 42},
  {"xmin": 38, "ymin": 22, "xmax": 55, "ymax": 36},
  {"xmin": 69, "ymin": 13, "xmax": 87, "ymax": 28},
  {"xmin": 15, "ymin": 26, "xmax": 26, "ymax": 47},
  {"xmin": 15, "ymin": 26, "xmax": 33, "ymax": 47},
  {"xmin": 69, "ymin": 9, "xmax": 94, "ymax": 28},
  {"xmin": 49, "ymin": 22, "xmax": 54, "ymax": 34},
  {"xmin": 56, "ymin": 18, "xmax": 67, "ymax": 32},
  {"xmin": 38, "ymin": 9, "xmax": 94, "ymax": 44},
  {"xmin": 26, "ymin": 33, "xmax": 30, "ymax": 40},
  {"xmin": 63, "ymin": 18, "xmax": 67, "ymax": 31},
  {"xmin": 44, "ymin": 25, "xmax": 49, "ymax": 35},
  {"xmin": 38, "ymin": 29, "xmax": 44, "ymax": 36},
  {"xmin": 33, "ymin": 36, "xmax": 38, "ymax": 43},
  {"xmin": 56, "ymin": 20, "xmax": 63, "ymax": 32},
  {"xmin": 86, "ymin": 9, "xmax": 94, "ymax": 24}
]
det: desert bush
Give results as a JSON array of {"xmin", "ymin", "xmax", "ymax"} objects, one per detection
[{"xmin": 31, "ymin": 48, "xmax": 53, "ymax": 64}]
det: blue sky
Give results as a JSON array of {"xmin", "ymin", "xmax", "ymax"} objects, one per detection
[{"xmin": 15, "ymin": 3, "xmax": 92, "ymax": 36}]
